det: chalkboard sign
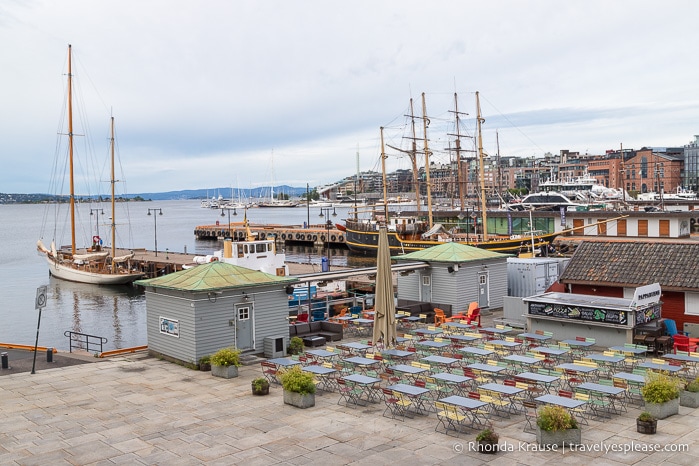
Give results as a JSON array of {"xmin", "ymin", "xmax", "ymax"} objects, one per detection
[
  {"xmin": 528, "ymin": 302, "xmax": 629, "ymax": 325},
  {"xmin": 635, "ymin": 305, "xmax": 662, "ymax": 325}
]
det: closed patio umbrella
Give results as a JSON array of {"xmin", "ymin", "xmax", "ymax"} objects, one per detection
[{"xmin": 372, "ymin": 226, "xmax": 397, "ymax": 348}]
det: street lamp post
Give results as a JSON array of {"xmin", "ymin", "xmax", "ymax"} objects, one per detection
[
  {"xmin": 220, "ymin": 207, "xmax": 237, "ymax": 239},
  {"xmin": 318, "ymin": 207, "xmax": 337, "ymax": 271},
  {"xmin": 147, "ymin": 208, "xmax": 163, "ymax": 256}
]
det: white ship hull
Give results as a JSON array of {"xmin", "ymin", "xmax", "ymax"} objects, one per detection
[{"xmin": 46, "ymin": 255, "xmax": 143, "ymax": 285}]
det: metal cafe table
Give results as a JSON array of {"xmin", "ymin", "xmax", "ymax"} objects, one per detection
[
  {"xmin": 457, "ymin": 346, "xmax": 495, "ymax": 362},
  {"xmin": 302, "ymin": 364, "xmax": 338, "ymax": 392},
  {"xmin": 442, "ymin": 322, "xmax": 476, "ymax": 331},
  {"xmin": 421, "ymin": 355, "xmax": 460, "ymax": 373},
  {"xmin": 388, "ymin": 364, "xmax": 428, "ymax": 383},
  {"xmin": 586, "ymin": 352, "xmax": 625, "ymax": 368},
  {"xmin": 609, "ymin": 345, "xmax": 647, "ymax": 356},
  {"xmin": 662, "ymin": 352, "xmax": 699, "ymax": 376},
  {"xmin": 576, "ymin": 382, "xmax": 626, "ymax": 415},
  {"xmin": 341, "ymin": 373, "xmax": 381, "ymax": 406},
  {"xmin": 535, "ymin": 393, "xmax": 587, "ymax": 410},
  {"xmin": 387, "ymin": 383, "xmax": 431, "ymax": 415},
  {"xmin": 438, "ymin": 395, "xmax": 490, "ymax": 431},
  {"xmin": 612, "ymin": 372, "xmax": 645, "ymax": 384},
  {"xmin": 488, "ymin": 339, "xmax": 523, "ymax": 352},
  {"xmin": 381, "ymin": 348, "xmax": 414, "ymax": 361},
  {"xmin": 447, "ymin": 334, "xmax": 482, "ymax": 346},
  {"xmin": 432, "ymin": 372, "xmax": 473, "ymax": 396},
  {"xmin": 637, "ymin": 361, "xmax": 683, "ymax": 373},
  {"xmin": 267, "ymin": 357, "xmax": 301, "ymax": 369},
  {"xmin": 503, "ymin": 354, "xmax": 542, "ymax": 372},
  {"xmin": 338, "ymin": 342, "xmax": 372, "ymax": 355},
  {"xmin": 415, "ymin": 340, "xmax": 450, "ymax": 353},
  {"xmin": 478, "ymin": 382, "xmax": 525, "ymax": 416},
  {"xmin": 414, "ymin": 328, "xmax": 443, "ymax": 339},
  {"xmin": 305, "ymin": 348, "xmax": 339, "ymax": 362},
  {"xmin": 467, "ymin": 363, "xmax": 507, "ymax": 382},
  {"xmin": 343, "ymin": 356, "xmax": 381, "ymax": 374},
  {"xmin": 518, "ymin": 332, "xmax": 553, "ymax": 343},
  {"xmin": 515, "ymin": 371, "xmax": 561, "ymax": 392},
  {"xmin": 556, "ymin": 362, "xmax": 600, "ymax": 378},
  {"xmin": 480, "ymin": 326, "xmax": 514, "ymax": 338}
]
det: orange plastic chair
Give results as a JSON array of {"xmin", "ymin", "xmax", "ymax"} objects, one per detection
[
  {"xmin": 434, "ymin": 308, "xmax": 446, "ymax": 327},
  {"xmin": 465, "ymin": 305, "xmax": 481, "ymax": 327}
]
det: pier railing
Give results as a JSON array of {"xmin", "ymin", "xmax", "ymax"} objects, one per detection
[{"xmin": 63, "ymin": 331, "xmax": 108, "ymax": 354}]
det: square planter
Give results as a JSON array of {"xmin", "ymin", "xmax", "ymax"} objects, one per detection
[
  {"xmin": 211, "ymin": 364, "xmax": 239, "ymax": 379},
  {"xmin": 644, "ymin": 398, "xmax": 679, "ymax": 419},
  {"xmin": 637, "ymin": 419, "xmax": 657, "ymax": 434},
  {"xmin": 283, "ymin": 390, "xmax": 315, "ymax": 408},
  {"xmin": 536, "ymin": 427, "xmax": 581, "ymax": 447},
  {"xmin": 680, "ymin": 390, "xmax": 699, "ymax": 408}
]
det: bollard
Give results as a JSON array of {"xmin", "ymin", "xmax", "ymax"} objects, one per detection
[
  {"xmin": 47, "ymin": 348, "xmax": 54, "ymax": 363},
  {"xmin": 1, "ymin": 352, "xmax": 8, "ymax": 369}
]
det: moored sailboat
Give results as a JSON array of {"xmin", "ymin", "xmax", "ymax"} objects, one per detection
[{"xmin": 37, "ymin": 45, "xmax": 143, "ymax": 285}]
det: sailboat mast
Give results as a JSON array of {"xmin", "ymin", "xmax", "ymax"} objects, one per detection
[
  {"xmin": 421, "ymin": 93, "xmax": 434, "ymax": 228},
  {"xmin": 110, "ymin": 116, "xmax": 116, "ymax": 267},
  {"xmin": 380, "ymin": 127, "xmax": 388, "ymax": 222},
  {"xmin": 67, "ymin": 45, "xmax": 77, "ymax": 254},
  {"xmin": 476, "ymin": 91, "xmax": 489, "ymax": 241},
  {"xmin": 409, "ymin": 99, "xmax": 421, "ymax": 214},
  {"xmin": 451, "ymin": 92, "xmax": 466, "ymax": 211}
]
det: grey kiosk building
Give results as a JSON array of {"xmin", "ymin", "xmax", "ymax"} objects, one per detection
[{"xmin": 136, "ymin": 261, "xmax": 298, "ymax": 367}]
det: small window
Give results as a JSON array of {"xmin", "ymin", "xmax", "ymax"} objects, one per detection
[
  {"xmin": 479, "ymin": 274, "xmax": 487, "ymax": 285},
  {"xmin": 238, "ymin": 306, "xmax": 250, "ymax": 321},
  {"xmin": 422, "ymin": 276, "xmax": 431, "ymax": 286}
]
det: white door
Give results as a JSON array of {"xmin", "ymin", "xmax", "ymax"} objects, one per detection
[
  {"xmin": 478, "ymin": 272, "xmax": 489, "ymax": 308},
  {"xmin": 235, "ymin": 304, "xmax": 254, "ymax": 350}
]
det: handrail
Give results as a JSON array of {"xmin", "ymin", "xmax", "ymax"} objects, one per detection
[{"xmin": 63, "ymin": 331, "xmax": 108, "ymax": 354}]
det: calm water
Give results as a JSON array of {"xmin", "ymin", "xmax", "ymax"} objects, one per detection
[{"xmin": 0, "ymin": 200, "xmax": 368, "ymax": 351}]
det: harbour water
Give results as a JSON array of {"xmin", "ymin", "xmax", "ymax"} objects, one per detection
[{"xmin": 0, "ymin": 200, "xmax": 367, "ymax": 351}]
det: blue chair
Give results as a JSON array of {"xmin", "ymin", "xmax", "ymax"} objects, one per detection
[{"xmin": 664, "ymin": 319, "xmax": 688, "ymax": 337}]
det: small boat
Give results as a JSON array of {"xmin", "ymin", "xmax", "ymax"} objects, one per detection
[
  {"xmin": 37, "ymin": 45, "xmax": 143, "ymax": 285},
  {"xmin": 192, "ymin": 217, "xmax": 289, "ymax": 275}
]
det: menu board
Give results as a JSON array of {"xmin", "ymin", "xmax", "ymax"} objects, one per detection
[
  {"xmin": 528, "ymin": 302, "xmax": 628, "ymax": 325},
  {"xmin": 635, "ymin": 305, "xmax": 662, "ymax": 325}
]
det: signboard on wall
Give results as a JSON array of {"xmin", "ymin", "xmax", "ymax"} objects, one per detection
[
  {"xmin": 159, "ymin": 317, "xmax": 180, "ymax": 337},
  {"xmin": 528, "ymin": 302, "xmax": 628, "ymax": 325},
  {"xmin": 630, "ymin": 283, "xmax": 661, "ymax": 309}
]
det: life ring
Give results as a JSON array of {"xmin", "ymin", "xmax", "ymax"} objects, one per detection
[
  {"xmin": 296, "ymin": 233, "xmax": 301, "ymax": 240},
  {"xmin": 281, "ymin": 233, "xmax": 286, "ymax": 240},
  {"xmin": 312, "ymin": 235, "xmax": 317, "ymax": 241},
  {"xmin": 209, "ymin": 256, "xmax": 218, "ymax": 262},
  {"xmin": 320, "ymin": 235, "xmax": 326, "ymax": 242},
  {"xmin": 331, "ymin": 235, "xmax": 336, "ymax": 242},
  {"xmin": 92, "ymin": 235, "xmax": 100, "ymax": 244},
  {"xmin": 260, "ymin": 232, "xmax": 266, "ymax": 239},
  {"xmin": 216, "ymin": 220, "xmax": 219, "ymax": 226},
  {"xmin": 338, "ymin": 235, "xmax": 344, "ymax": 241}
]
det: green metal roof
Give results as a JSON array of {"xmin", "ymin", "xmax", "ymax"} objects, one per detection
[
  {"xmin": 135, "ymin": 261, "xmax": 298, "ymax": 292},
  {"xmin": 392, "ymin": 242, "xmax": 512, "ymax": 263}
]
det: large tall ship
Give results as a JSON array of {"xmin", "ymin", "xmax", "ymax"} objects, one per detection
[{"xmin": 343, "ymin": 91, "xmax": 561, "ymax": 256}]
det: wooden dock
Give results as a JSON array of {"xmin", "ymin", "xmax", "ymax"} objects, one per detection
[{"xmin": 193, "ymin": 222, "xmax": 348, "ymax": 247}]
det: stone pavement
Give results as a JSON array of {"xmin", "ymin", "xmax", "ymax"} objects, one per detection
[{"xmin": 1, "ymin": 325, "xmax": 699, "ymax": 464}]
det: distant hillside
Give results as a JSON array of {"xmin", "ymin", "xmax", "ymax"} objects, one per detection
[
  {"xmin": 127, "ymin": 186, "xmax": 308, "ymax": 201},
  {"xmin": 0, "ymin": 186, "xmax": 309, "ymax": 204}
]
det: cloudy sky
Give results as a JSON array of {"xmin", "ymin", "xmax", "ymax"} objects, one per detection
[{"xmin": 2, "ymin": 0, "xmax": 698, "ymax": 195}]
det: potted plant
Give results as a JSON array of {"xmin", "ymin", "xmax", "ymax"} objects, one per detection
[
  {"xmin": 535, "ymin": 405, "xmax": 580, "ymax": 447},
  {"xmin": 641, "ymin": 371, "xmax": 682, "ymax": 419},
  {"xmin": 252, "ymin": 377, "xmax": 270, "ymax": 396},
  {"xmin": 636, "ymin": 411, "xmax": 657, "ymax": 434},
  {"xmin": 279, "ymin": 365, "xmax": 316, "ymax": 408},
  {"xmin": 680, "ymin": 377, "xmax": 699, "ymax": 408},
  {"xmin": 288, "ymin": 336, "xmax": 304, "ymax": 355},
  {"xmin": 475, "ymin": 428, "xmax": 499, "ymax": 454},
  {"xmin": 198, "ymin": 355, "xmax": 211, "ymax": 371},
  {"xmin": 210, "ymin": 347, "xmax": 242, "ymax": 379}
]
